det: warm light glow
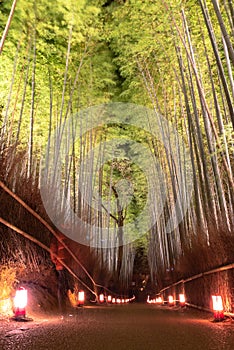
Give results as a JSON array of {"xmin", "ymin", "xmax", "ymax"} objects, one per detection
[
  {"xmin": 0, "ymin": 299, "xmax": 12, "ymax": 314},
  {"xmin": 121, "ymin": 299, "xmax": 125, "ymax": 303},
  {"xmin": 78, "ymin": 291, "xmax": 85, "ymax": 304},
  {"xmin": 99, "ymin": 294, "xmax": 105, "ymax": 303},
  {"xmin": 168, "ymin": 295, "xmax": 174, "ymax": 304},
  {"xmin": 107, "ymin": 295, "xmax": 112, "ymax": 303},
  {"xmin": 116, "ymin": 298, "xmax": 121, "ymax": 304},
  {"xmin": 179, "ymin": 294, "xmax": 185, "ymax": 304},
  {"xmin": 148, "ymin": 295, "xmax": 163, "ymax": 304},
  {"xmin": 112, "ymin": 298, "xmax": 116, "ymax": 304},
  {"xmin": 212, "ymin": 295, "xmax": 223, "ymax": 311},
  {"xmin": 14, "ymin": 288, "xmax": 27, "ymax": 309}
]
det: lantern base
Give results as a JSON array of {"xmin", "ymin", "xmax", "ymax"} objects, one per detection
[
  {"xmin": 77, "ymin": 304, "xmax": 84, "ymax": 307},
  {"xmin": 11, "ymin": 316, "xmax": 33, "ymax": 322},
  {"xmin": 213, "ymin": 311, "xmax": 225, "ymax": 322}
]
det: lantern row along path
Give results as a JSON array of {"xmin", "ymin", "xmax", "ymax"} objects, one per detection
[{"xmin": 1, "ymin": 303, "xmax": 234, "ymax": 350}]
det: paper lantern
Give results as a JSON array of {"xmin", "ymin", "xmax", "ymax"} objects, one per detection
[
  {"xmin": 179, "ymin": 294, "xmax": 186, "ymax": 307},
  {"xmin": 168, "ymin": 295, "xmax": 174, "ymax": 306},
  {"xmin": 99, "ymin": 294, "xmax": 105, "ymax": 303},
  {"xmin": 13, "ymin": 287, "xmax": 27, "ymax": 319},
  {"xmin": 77, "ymin": 291, "xmax": 85, "ymax": 306},
  {"xmin": 212, "ymin": 295, "xmax": 224, "ymax": 321}
]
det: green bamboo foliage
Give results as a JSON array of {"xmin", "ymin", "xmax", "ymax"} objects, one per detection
[{"xmin": 0, "ymin": 40, "xmax": 21, "ymax": 148}]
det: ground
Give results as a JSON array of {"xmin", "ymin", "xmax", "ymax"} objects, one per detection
[{"xmin": 1, "ymin": 303, "xmax": 234, "ymax": 350}]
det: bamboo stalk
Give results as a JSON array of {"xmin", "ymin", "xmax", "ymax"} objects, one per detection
[
  {"xmin": 0, "ymin": 0, "xmax": 18, "ymax": 54},
  {"xmin": 198, "ymin": 0, "xmax": 234, "ymax": 129},
  {"xmin": 211, "ymin": 0, "xmax": 234, "ymax": 65},
  {"xmin": 27, "ymin": 28, "xmax": 36, "ymax": 178}
]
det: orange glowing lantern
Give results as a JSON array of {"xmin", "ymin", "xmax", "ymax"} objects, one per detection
[
  {"xmin": 179, "ymin": 294, "xmax": 186, "ymax": 307},
  {"xmin": 212, "ymin": 295, "xmax": 224, "ymax": 321},
  {"xmin": 107, "ymin": 295, "xmax": 112, "ymax": 303},
  {"xmin": 116, "ymin": 298, "xmax": 121, "ymax": 304},
  {"xmin": 99, "ymin": 294, "xmax": 105, "ymax": 303},
  {"xmin": 112, "ymin": 298, "xmax": 116, "ymax": 304},
  {"xmin": 77, "ymin": 291, "xmax": 85, "ymax": 307},
  {"xmin": 156, "ymin": 297, "xmax": 163, "ymax": 304},
  {"xmin": 168, "ymin": 295, "xmax": 174, "ymax": 306},
  {"xmin": 13, "ymin": 287, "xmax": 27, "ymax": 319}
]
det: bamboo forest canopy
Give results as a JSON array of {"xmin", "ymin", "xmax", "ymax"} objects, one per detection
[{"xmin": 0, "ymin": 0, "xmax": 234, "ymax": 288}]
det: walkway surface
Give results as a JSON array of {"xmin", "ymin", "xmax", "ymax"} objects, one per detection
[{"xmin": 1, "ymin": 303, "xmax": 234, "ymax": 350}]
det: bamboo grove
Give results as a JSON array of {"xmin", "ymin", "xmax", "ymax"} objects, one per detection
[{"xmin": 0, "ymin": 0, "xmax": 233, "ymax": 292}]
